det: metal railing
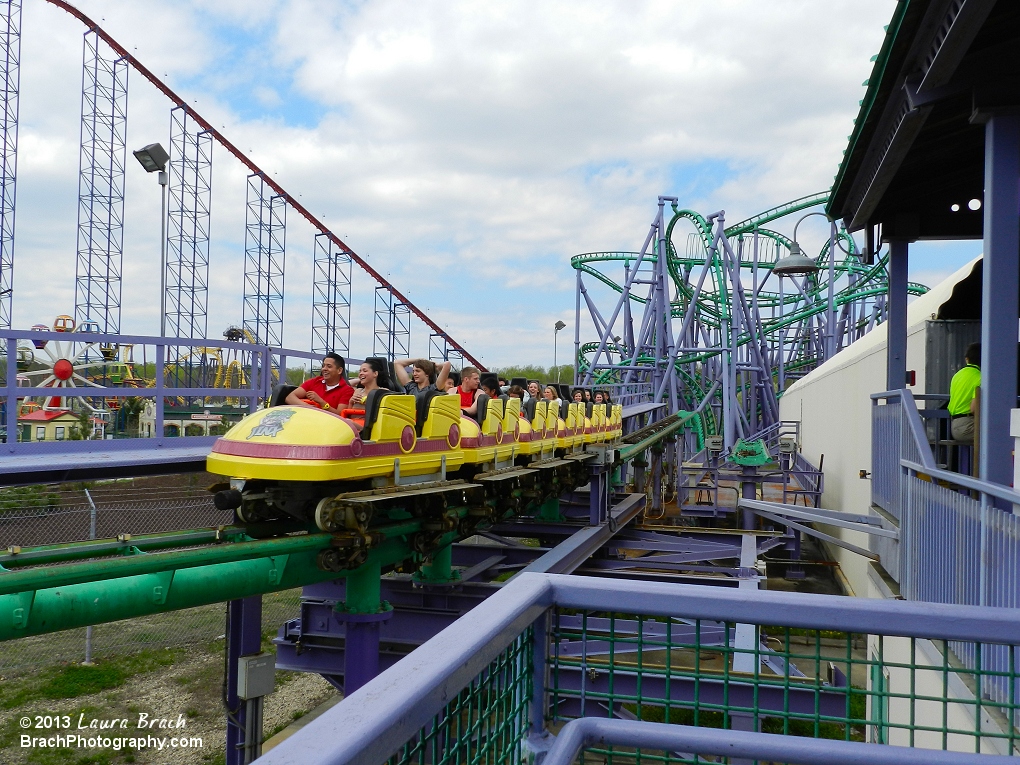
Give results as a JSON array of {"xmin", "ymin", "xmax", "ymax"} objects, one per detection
[
  {"xmin": 1, "ymin": 328, "xmax": 339, "ymax": 456},
  {"xmin": 875, "ymin": 389, "xmax": 1020, "ymax": 609},
  {"xmin": 601, "ymin": 382, "xmax": 655, "ymax": 407},
  {"xmin": 259, "ymin": 573, "xmax": 1020, "ymax": 765},
  {"xmin": 543, "ymin": 717, "xmax": 1002, "ymax": 765},
  {"xmin": 871, "ymin": 391, "xmax": 904, "ymax": 520},
  {"xmin": 868, "ymin": 388, "xmax": 1020, "ymax": 741}
]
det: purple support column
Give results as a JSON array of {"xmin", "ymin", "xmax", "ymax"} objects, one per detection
[
  {"xmin": 885, "ymin": 239, "xmax": 908, "ymax": 392},
  {"xmin": 338, "ymin": 560, "xmax": 391, "ymax": 695},
  {"xmin": 741, "ymin": 466, "xmax": 756, "ymax": 530},
  {"xmin": 589, "ymin": 464, "xmax": 608, "ymax": 526},
  {"xmin": 650, "ymin": 446, "xmax": 663, "ymax": 515},
  {"xmin": 5, "ymin": 338, "xmax": 15, "ymax": 456},
  {"xmin": 226, "ymin": 595, "xmax": 262, "ymax": 765},
  {"xmin": 979, "ymin": 115, "xmax": 1020, "ymax": 490},
  {"xmin": 574, "ymin": 268, "xmax": 581, "ymax": 385},
  {"xmin": 337, "ymin": 611, "xmax": 391, "ymax": 693}
]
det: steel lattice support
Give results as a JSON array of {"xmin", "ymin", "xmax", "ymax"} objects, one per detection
[
  {"xmin": 74, "ymin": 29, "xmax": 128, "ymax": 333},
  {"xmin": 373, "ymin": 286, "xmax": 410, "ymax": 359},
  {"xmin": 0, "ymin": 1, "xmax": 18, "ymax": 330},
  {"xmin": 311, "ymin": 232, "xmax": 351, "ymax": 357},
  {"xmin": 242, "ymin": 174, "xmax": 286, "ymax": 348},
  {"xmin": 429, "ymin": 333, "xmax": 462, "ymax": 366},
  {"xmin": 166, "ymin": 106, "xmax": 212, "ymax": 339},
  {"xmin": 576, "ymin": 194, "xmax": 927, "ymax": 452}
]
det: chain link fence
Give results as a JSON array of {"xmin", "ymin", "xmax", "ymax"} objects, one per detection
[{"xmin": 0, "ymin": 479, "xmax": 303, "ymax": 676}]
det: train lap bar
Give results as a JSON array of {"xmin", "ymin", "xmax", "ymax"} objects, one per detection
[{"xmin": 41, "ymin": 0, "xmax": 483, "ymax": 372}]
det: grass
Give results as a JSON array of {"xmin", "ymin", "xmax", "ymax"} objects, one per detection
[{"xmin": 0, "ymin": 648, "xmax": 181, "ymax": 709}]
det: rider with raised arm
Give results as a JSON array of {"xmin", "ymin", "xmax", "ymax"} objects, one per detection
[{"xmin": 393, "ymin": 358, "xmax": 451, "ymax": 398}]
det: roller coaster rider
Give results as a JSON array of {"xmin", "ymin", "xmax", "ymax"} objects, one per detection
[
  {"xmin": 285, "ymin": 352, "xmax": 353, "ymax": 411},
  {"xmin": 393, "ymin": 357, "xmax": 452, "ymax": 399},
  {"xmin": 480, "ymin": 375, "xmax": 502, "ymax": 399},
  {"xmin": 342, "ymin": 358, "xmax": 391, "ymax": 429},
  {"xmin": 455, "ymin": 366, "xmax": 481, "ymax": 416}
]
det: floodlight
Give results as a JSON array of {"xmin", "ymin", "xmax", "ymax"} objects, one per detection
[{"xmin": 133, "ymin": 143, "xmax": 169, "ymax": 173}]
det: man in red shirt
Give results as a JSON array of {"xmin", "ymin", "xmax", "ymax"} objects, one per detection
[
  {"xmin": 456, "ymin": 366, "xmax": 481, "ymax": 416},
  {"xmin": 286, "ymin": 353, "xmax": 353, "ymax": 411}
]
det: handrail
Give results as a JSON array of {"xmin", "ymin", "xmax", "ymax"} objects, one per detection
[
  {"xmin": 258, "ymin": 572, "xmax": 1020, "ymax": 765},
  {"xmin": 871, "ymin": 390, "xmax": 904, "ymax": 400},
  {"xmin": 899, "ymin": 389, "xmax": 936, "ymax": 470},
  {"xmin": 544, "ymin": 718, "xmax": 1007, "ymax": 765},
  {"xmin": 901, "ymin": 459, "xmax": 1020, "ymax": 507}
]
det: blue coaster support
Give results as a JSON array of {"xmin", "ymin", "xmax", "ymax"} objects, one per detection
[
  {"xmin": 311, "ymin": 232, "xmax": 352, "ymax": 357},
  {"xmin": 74, "ymin": 29, "xmax": 128, "ymax": 334},
  {"xmin": 242, "ymin": 174, "xmax": 287, "ymax": 349},
  {"xmin": 0, "ymin": 0, "xmax": 19, "ymax": 331}
]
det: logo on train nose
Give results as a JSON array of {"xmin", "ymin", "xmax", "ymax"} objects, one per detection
[{"xmin": 247, "ymin": 408, "xmax": 295, "ymax": 439}]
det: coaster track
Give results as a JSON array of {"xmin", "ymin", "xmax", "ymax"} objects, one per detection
[{"xmin": 573, "ymin": 194, "xmax": 928, "ymax": 450}]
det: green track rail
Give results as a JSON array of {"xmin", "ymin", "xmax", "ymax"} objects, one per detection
[{"xmin": 572, "ymin": 194, "xmax": 929, "ymax": 403}]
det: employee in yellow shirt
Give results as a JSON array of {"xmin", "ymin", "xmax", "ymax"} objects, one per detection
[{"xmin": 948, "ymin": 342, "xmax": 981, "ymax": 442}]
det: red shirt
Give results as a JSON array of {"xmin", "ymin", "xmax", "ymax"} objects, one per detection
[
  {"xmin": 301, "ymin": 376, "xmax": 353, "ymax": 410},
  {"xmin": 456, "ymin": 386, "xmax": 476, "ymax": 409}
]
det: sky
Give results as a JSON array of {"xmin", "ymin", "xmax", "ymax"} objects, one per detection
[{"xmin": 9, "ymin": 0, "xmax": 982, "ymax": 369}]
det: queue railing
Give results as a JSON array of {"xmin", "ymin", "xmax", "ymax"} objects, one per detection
[
  {"xmin": 1, "ymin": 328, "xmax": 336, "ymax": 456},
  {"xmin": 259, "ymin": 572, "xmax": 1020, "ymax": 765}
]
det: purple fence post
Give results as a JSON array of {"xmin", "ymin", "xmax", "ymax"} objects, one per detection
[
  {"xmin": 154, "ymin": 342, "xmax": 164, "ymax": 444},
  {"xmin": 5, "ymin": 337, "xmax": 15, "ymax": 454}
]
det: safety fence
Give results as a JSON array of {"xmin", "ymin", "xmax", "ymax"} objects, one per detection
[
  {"xmin": 0, "ymin": 482, "xmax": 300, "ymax": 673},
  {"xmin": 870, "ymin": 391, "xmax": 903, "ymax": 520},
  {"xmin": 0, "ymin": 327, "xmax": 335, "ymax": 452},
  {"xmin": 601, "ymin": 382, "xmax": 655, "ymax": 407},
  {"xmin": 868, "ymin": 388, "xmax": 1020, "ymax": 746},
  {"xmin": 259, "ymin": 573, "xmax": 1020, "ymax": 765},
  {"xmin": 869, "ymin": 389, "xmax": 1020, "ymax": 608}
]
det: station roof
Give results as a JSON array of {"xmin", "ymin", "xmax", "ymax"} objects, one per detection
[{"xmin": 827, "ymin": 0, "xmax": 1020, "ymax": 240}]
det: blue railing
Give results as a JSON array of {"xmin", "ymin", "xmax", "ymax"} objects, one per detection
[
  {"xmin": 870, "ymin": 389, "xmax": 1020, "ymax": 733},
  {"xmin": 1, "ymin": 328, "xmax": 345, "ymax": 457},
  {"xmin": 873, "ymin": 388, "xmax": 1020, "ymax": 609},
  {"xmin": 543, "ymin": 717, "xmax": 1000, "ymax": 765},
  {"xmin": 258, "ymin": 573, "xmax": 1020, "ymax": 764},
  {"xmin": 871, "ymin": 392, "xmax": 902, "ymax": 520}
]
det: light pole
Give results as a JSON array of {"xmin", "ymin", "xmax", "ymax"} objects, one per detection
[
  {"xmin": 778, "ymin": 211, "xmax": 839, "ymax": 362},
  {"xmin": 132, "ymin": 143, "xmax": 170, "ymax": 337},
  {"xmin": 554, "ymin": 320, "xmax": 566, "ymax": 383}
]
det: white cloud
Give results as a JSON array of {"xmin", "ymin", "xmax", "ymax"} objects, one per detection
[{"xmin": 9, "ymin": 0, "xmax": 906, "ymax": 368}]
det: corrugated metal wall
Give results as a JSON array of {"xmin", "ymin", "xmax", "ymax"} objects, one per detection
[{"xmin": 924, "ymin": 320, "xmax": 981, "ymax": 398}]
